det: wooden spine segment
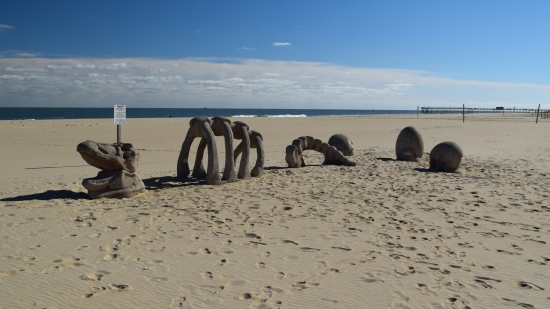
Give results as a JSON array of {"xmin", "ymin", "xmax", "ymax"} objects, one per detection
[
  {"xmin": 232, "ymin": 121, "xmax": 251, "ymax": 180},
  {"xmin": 176, "ymin": 117, "xmax": 221, "ymax": 185},
  {"xmin": 250, "ymin": 130, "xmax": 265, "ymax": 177},
  {"xmin": 285, "ymin": 136, "xmax": 356, "ymax": 168},
  {"xmin": 211, "ymin": 117, "xmax": 238, "ymax": 182}
]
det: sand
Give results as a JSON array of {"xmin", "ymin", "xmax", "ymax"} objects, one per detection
[{"xmin": 1, "ymin": 114, "xmax": 549, "ymax": 309}]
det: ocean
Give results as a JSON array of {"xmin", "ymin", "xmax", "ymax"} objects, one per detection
[{"xmin": 0, "ymin": 107, "xmax": 417, "ymax": 121}]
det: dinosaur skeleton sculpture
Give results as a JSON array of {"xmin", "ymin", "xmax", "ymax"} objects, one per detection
[
  {"xmin": 77, "ymin": 141, "xmax": 146, "ymax": 199},
  {"xmin": 177, "ymin": 116, "xmax": 265, "ymax": 185},
  {"xmin": 285, "ymin": 135, "xmax": 356, "ymax": 168}
]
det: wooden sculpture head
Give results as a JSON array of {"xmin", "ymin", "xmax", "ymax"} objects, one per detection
[{"xmin": 77, "ymin": 140, "xmax": 139, "ymax": 173}]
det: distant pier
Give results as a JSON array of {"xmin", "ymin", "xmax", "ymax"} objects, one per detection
[{"xmin": 420, "ymin": 107, "xmax": 547, "ymax": 114}]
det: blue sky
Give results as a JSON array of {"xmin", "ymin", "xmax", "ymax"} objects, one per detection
[{"xmin": 1, "ymin": 1, "xmax": 549, "ymax": 109}]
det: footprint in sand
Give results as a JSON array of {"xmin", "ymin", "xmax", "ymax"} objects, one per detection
[
  {"xmin": 497, "ymin": 249, "xmax": 521, "ymax": 255},
  {"xmin": 209, "ymin": 285, "xmax": 224, "ymax": 294},
  {"xmin": 331, "ymin": 246, "xmax": 351, "ymax": 252},
  {"xmin": 300, "ymin": 247, "xmax": 321, "ymax": 252},
  {"xmin": 202, "ymin": 271, "xmax": 213, "ymax": 279},
  {"xmin": 361, "ymin": 272, "xmax": 382, "ymax": 283},
  {"xmin": 199, "ymin": 247, "xmax": 211, "ymax": 254},
  {"xmin": 0, "ymin": 269, "xmax": 24, "ymax": 277},
  {"xmin": 473, "ymin": 276, "xmax": 502, "ymax": 289},
  {"xmin": 415, "ymin": 283, "xmax": 436, "ymax": 295},
  {"xmin": 79, "ymin": 273, "xmax": 103, "ymax": 281},
  {"xmin": 319, "ymin": 268, "xmax": 340, "ymax": 276},
  {"xmin": 281, "ymin": 240, "xmax": 298, "ymax": 245},
  {"xmin": 501, "ymin": 298, "xmax": 534, "ymax": 308},
  {"xmin": 171, "ymin": 296, "xmax": 186, "ymax": 307},
  {"xmin": 109, "ymin": 283, "xmax": 133, "ymax": 292},
  {"xmin": 516, "ymin": 281, "xmax": 544, "ymax": 291},
  {"xmin": 292, "ymin": 280, "xmax": 319, "ymax": 290},
  {"xmin": 256, "ymin": 262, "xmax": 266, "ymax": 269},
  {"xmin": 274, "ymin": 272, "xmax": 285, "ymax": 279},
  {"xmin": 41, "ymin": 265, "xmax": 59, "ymax": 274},
  {"xmin": 445, "ymin": 297, "xmax": 469, "ymax": 308},
  {"xmin": 104, "ymin": 254, "xmax": 118, "ymax": 261},
  {"xmin": 81, "ymin": 286, "xmax": 108, "ymax": 298},
  {"xmin": 55, "ymin": 257, "xmax": 81, "ymax": 265},
  {"xmin": 394, "ymin": 265, "xmax": 415, "ymax": 276}
]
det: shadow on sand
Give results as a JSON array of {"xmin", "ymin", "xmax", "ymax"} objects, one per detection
[
  {"xmin": 1, "ymin": 166, "xmax": 290, "ymax": 202},
  {"xmin": 25, "ymin": 165, "xmax": 90, "ymax": 170},
  {"xmin": 143, "ymin": 176, "xmax": 206, "ymax": 190},
  {"xmin": 1, "ymin": 190, "xmax": 87, "ymax": 202}
]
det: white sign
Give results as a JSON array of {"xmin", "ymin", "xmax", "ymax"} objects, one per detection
[{"xmin": 114, "ymin": 105, "xmax": 126, "ymax": 125}]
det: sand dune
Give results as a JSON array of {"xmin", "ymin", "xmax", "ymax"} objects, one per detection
[{"xmin": 1, "ymin": 114, "xmax": 549, "ymax": 308}]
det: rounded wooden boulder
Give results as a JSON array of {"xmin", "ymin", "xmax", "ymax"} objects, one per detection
[
  {"xmin": 328, "ymin": 134, "xmax": 354, "ymax": 156},
  {"xmin": 395, "ymin": 126, "xmax": 424, "ymax": 162},
  {"xmin": 429, "ymin": 142, "xmax": 463, "ymax": 173}
]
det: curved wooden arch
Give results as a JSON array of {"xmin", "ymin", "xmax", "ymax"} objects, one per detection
[{"xmin": 285, "ymin": 136, "xmax": 356, "ymax": 168}]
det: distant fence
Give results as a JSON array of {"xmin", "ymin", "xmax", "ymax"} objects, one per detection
[
  {"xmin": 542, "ymin": 111, "xmax": 550, "ymax": 119},
  {"xmin": 420, "ymin": 107, "xmax": 546, "ymax": 114}
]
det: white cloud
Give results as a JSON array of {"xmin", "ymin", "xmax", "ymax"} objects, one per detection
[
  {"xmin": 0, "ymin": 50, "xmax": 40, "ymax": 58},
  {"xmin": 14, "ymin": 52, "xmax": 38, "ymax": 58},
  {"xmin": 273, "ymin": 42, "xmax": 291, "ymax": 47},
  {"xmin": 386, "ymin": 83, "xmax": 414, "ymax": 91},
  {"xmin": 99, "ymin": 63, "xmax": 130, "ymax": 70},
  {"xmin": 46, "ymin": 64, "xmax": 72, "ymax": 70},
  {"xmin": 0, "ymin": 57, "xmax": 549, "ymax": 108},
  {"xmin": 74, "ymin": 64, "xmax": 96, "ymax": 69},
  {"xmin": 3, "ymin": 67, "xmax": 48, "ymax": 73},
  {"xmin": 0, "ymin": 24, "xmax": 14, "ymax": 31}
]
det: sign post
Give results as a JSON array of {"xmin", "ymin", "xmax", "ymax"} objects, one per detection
[{"xmin": 114, "ymin": 105, "xmax": 126, "ymax": 143}]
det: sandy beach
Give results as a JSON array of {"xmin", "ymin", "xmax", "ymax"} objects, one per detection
[{"xmin": 1, "ymin": 114, "xmax": 549, "ymax": 309}]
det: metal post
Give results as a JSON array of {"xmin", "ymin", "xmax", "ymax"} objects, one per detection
[
  {"xmin": 462, "ymin": 104, "xmax": 465, "ymax": 123},
  {"xmin": 536, "ymin": 104, "xmax": 540, "ymax": 124},
  {"xmin": 117, "ymin": 124, "xmax": 121, "ymax": 143}
]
